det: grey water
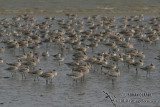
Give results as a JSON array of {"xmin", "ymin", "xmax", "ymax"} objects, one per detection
[{"xmin": 0, "ymin": 15, "xmax": 160, "ymax": 107}]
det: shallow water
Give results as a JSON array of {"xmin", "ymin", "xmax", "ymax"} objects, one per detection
[
  {"xmin": 0, "ymin": 0, "xmax": 160, "ymax": 15},
  {"xmin": 0, "ymin": 15, "xmax": 160, "ymax": 107}
]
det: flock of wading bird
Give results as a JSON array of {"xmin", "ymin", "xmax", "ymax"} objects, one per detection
[{"xmin": 0, "ymin": 14, "xmax": 159, "ymax": 85}]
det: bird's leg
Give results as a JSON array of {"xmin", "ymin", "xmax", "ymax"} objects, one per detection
[
  {"xmin": 146, "ymin": 71, "xmax": 148, "ymax": 77},
  {"xmin": 75, "ymin": 79, "xmax": 78, "ymax": 87},
  {"xmin": 24, "ymin": 74, "xmax": 26, "ymax": 80},
  {"xmin": 136, "ymin": 68, "xmax": 138, "ymax": 74},
  {"xmin": 46, "ymin": 79, "xmax": 48, "ymax": 84},
  {"xmin": 34, "ymin": 75, "xmax": 36, "ymax": 81},
  {"xmin": 117, "ymin": 63, "xmax": 119, "ymax": 68},
  {"xmin": 23, "ymin": 47, "xmax": 25, "ymax": 54},
  {"xmin": 50, "ymin": 79, "xmax": 53, "ymax": 83},
  {"xmin": 21, "ymin": 74, "xmax": 23, "ymax": 80},
  {"xmin": 81, "ymin": 77, "xmax": 83, "ymax": 81},
  {"xmin": 11, "ymin": 72, "xmax": 14, "ymax": 77},
  {"xmin": 101, "ymin": 66, "xmax": 103, "ymax": 73},
  {"xmin": 46, "ymin": 43, "xmax": 48, "ymax": 51},
  {"xmin": 112, "ymin": 79, "xmax": 114, "ymax": 85},
  {"xmin": 37, "ymin": 75, "xmax": 39, "ymax": 81},
  {"xmin": 83, "ymin": 74, "xmax": 85, "ymax": 81},
  {"xmin": 92, "ymin": 47, "xmax": 94, "ymax": 52}
]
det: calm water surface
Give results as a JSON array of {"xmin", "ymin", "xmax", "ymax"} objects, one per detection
[{"xmin": 0, "ymin": 0, "xmax": 160, "ymax": 15}]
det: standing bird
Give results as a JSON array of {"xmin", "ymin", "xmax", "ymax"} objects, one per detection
[
  {"xmin": 141, "ymin": 63, "xmax": 155, "ymax": 77},
  {"xmin": 103, "ymin": 69, "xmax": 120, "ymax": 84},
  {"xmin": 18, "ymin": 67, "xmax": 30, "ymax": 79},
  {"xmin": 0, "ymin": 47, "xmax": 5, "ymax": 53},
  {"xmin": 104, "ymin": 69, "xmax": 120, "ymax": 77},
  {"xmin": 5, "ymin": 66, "xmax": 18, "ymax": 77},
  {"xmin": 40, "ymin": 69, "xmax": 57, "ymax": 84},
  {"xmin": 131, "ymin": 60, "xmax": 143, "ymax": 74},
  {"xmin": 66, "ymin": 71, "xmax": 83, "ymax": 83},
  {"xmin": 101, "ymin": 63, "xmax": 117, "ymax": 72},
  {"xmin": 29, "ymin": 68, "xmax": 43, "ymax": 81},
  {"xmin": 0, "ymin": 58, "xmax": 3, "ymax": 64},
  {"xmin": 53, "ymin": 53, "xmax": 65, "ymax": 65},
  {"xmin": 6, "ymin": 60, "xmax": 21, "ymax": 67},
  {"xmin": 42, "ymin": 51, "xmax": 50, "ymax": 57}
]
